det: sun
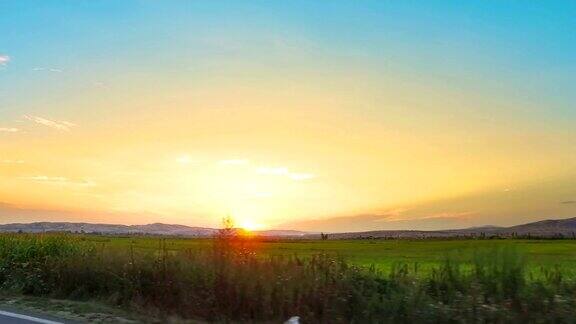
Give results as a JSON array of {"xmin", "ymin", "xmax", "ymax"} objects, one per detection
[{"xmin": 239, "ymin": 219, "xmax": 264, "ymax": 231}]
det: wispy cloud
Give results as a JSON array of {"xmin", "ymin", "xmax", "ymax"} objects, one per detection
[
  {"xmin": 561, "ymin": 201, "xmax": 576, "ymax": 205},
  {"xmin": 219, "ymin": 159, "xmax": 249, "ymax": 166},
  {"xmin": 257, "ymin": 166, "xmax": 316, "ymax": 181},
  {"xmin": 382, "ymin": 210, "xmax": 475, "ymax": 222},
  {"xmin": 1, "ymin": 159, "xmax": 25, "ymax": 164},
  {"xmin": 22, "ymin": 176, "xmax": 95, "ymax": 187},
  {"xmin": 0, "ymin": 127, "xmax": 19, "ymax": 133},
  {"xmin": 32, "ymin": 67, "xmax": 63, "ymax": 73},
  {"xmin": 422, "ymin": 211, "xmax": 475, "ymax": 220},
  {"xmin": 0, "ymin": 55, "xmax": 10, "ymax": 66},
  {"xmin": 23, "ymin": 115, "xmax": 76, "ymax": 132},
  {"xmin": 368, "ymin": 208, "xmax": 410, "ymax": 222}
]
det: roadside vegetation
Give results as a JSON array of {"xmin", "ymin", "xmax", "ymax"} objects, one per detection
[{"xmin": 0, "ymin": 233, "xmax": 575, "ymax": 322}]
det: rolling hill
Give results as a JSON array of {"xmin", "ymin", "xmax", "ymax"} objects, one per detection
[
  {"xmin": 0, "ymin": 216, "xmax": 574, "ymax": 238},
  {"xmin": 0, "ymin": 222, "xmax": 308, "ymax": 237},
  {"xmin": 316, "ymin": 217, "xmax": 576, "ymax": 239}
]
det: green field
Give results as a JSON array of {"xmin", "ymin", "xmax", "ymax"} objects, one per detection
[
  {"xmin": 85, "ymin": 236, "xmax": 576, "ymax": 276},
  {"xmin": 3, "ymin": 234, "xmax": 576, "ymax": 322}
]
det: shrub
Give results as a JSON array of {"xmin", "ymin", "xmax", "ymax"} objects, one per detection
[{"xmin": 0, "ymin": 234, "xmax": 574, "ymax": 322}]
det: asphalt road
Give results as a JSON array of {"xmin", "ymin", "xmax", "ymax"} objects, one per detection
[{"xmin": 0, "ymin": 310, "xmax": 64, "ymax": 324}]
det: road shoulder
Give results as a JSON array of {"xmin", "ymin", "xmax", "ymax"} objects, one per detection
[{"xmin": 0, "ymin": 295, "xmax": 138, "ymax": 323}]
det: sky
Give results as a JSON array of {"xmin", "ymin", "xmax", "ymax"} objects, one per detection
[{"xmin": 1, "ymin": 1, "xmax": 575, "ymax": 231}]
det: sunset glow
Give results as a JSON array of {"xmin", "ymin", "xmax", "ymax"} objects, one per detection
[
  {"xmin": 239, "ymin": 219, "xmax": 265, "ymax": 232},
  {"xmin": 1, "ymin": 1, "xmax": 575, "ymax": 232}
]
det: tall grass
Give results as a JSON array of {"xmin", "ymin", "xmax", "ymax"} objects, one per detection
[{"xmin": 0, "ymin": 233, "xmax": 574, "ymax": 322}]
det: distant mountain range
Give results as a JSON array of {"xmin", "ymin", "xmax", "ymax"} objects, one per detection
[
  {"xmin": 0, "ymin": 216, "xmax": 575, "ymax": 238},
  {"xmin": 320, "ymin": 216, "xmax": 576, "ymax": 239},
  {"xmin": 0, "ymin": 222, "xmax": 308, "ymax": 237}
]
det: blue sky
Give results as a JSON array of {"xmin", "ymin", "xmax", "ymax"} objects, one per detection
[{"xmin": 2, "ymin": 1, "xmax": 575, "ymax": 118}]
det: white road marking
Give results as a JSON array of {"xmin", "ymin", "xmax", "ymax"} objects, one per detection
[{"xmin": 0, "ymin": 310, "xmax": 63, "ymax": 324}]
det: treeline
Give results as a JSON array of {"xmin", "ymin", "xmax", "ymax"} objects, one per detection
[{"xmin": 326, "ymin": 232, "xmax": 576, "ymax": 241}]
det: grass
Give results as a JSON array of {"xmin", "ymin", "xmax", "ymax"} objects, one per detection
[
  {"xmin": 81, "ymin": 236, "xmax": 576, "ymax": 275},
  {"xmin": 0, "ymin": 233, "xmax": 575, "ymax": 322}
]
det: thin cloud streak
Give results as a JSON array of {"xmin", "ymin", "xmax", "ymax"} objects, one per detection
[
  {"xmin": 22, "ymin": 176, "xmax": 96, "ymax": 187},
  {"xmin": 375, "ymin": 209, "xmax": 474, "ymax": 222},
  {"xmin": 32, "ymin": 67, "xmax": 63, "ymax": 73},
  {"xmin": 0, "ymin": 127, "xmax": 19, "ymax": 133},
  {"xmin": 257, "ymin": 166, "xmax": 316, "ymax": 181},
  {"xmin": 1, "ymin": 160, "xmax": 25, "ymax": 164},
  {"xmin": 23, "ymin": 115, "xmax": 76, "ymax": 131}
]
